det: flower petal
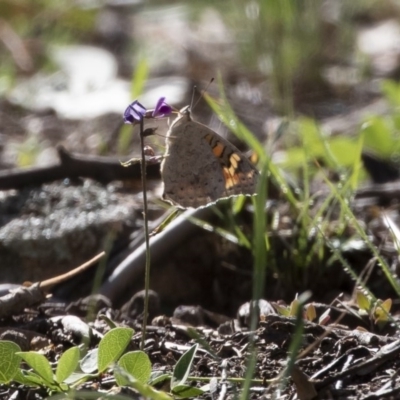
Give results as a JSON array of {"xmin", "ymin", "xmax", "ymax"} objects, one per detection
[
  {"xmin": 152, "ymin": 97, "xmax": 172, "ymax": 118},
  {"xmin": 123, "ymin": 100, "xmax": 147, "ymax": 124}
]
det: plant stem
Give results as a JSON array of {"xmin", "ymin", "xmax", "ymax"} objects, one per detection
[
  {"xmin": 138, "ymin": 118, "xmax": 151, "ymax": 350},
  {"xmin": 186, "ymin": 376, "xmax": 268, "ymax": 384}
]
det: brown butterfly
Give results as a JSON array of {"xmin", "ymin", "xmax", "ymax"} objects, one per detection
[{"xmin": 161, "ymin": 106, "xmax": 259, "ymax": 208}]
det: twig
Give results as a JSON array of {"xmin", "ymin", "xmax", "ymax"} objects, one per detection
[
  {"xmin": 296, "ymin": 308, "xmax": 346, "ymax": 360},
  {"xmin": 361, "ymin": 386, "xmax": 400, "ymax": 400},
  {"xmin": 39, "ymin": 251, "xmax": 105, "ymax": 289},
  {"xmin": 218, "ymin": 360, "xmax": 228, "ymax": 400},
  {"xmin": 314, "ymin": 339, "xmax": 400, "ymax": 390},
  {"xmin": 361, "ymin": 369, "xmax": 400, "ymax": 400},
  {"xmin": 355, "ymin": 181, "xmax": 400, "ymax": 202},
  {"xmin": 0, "ymin": 284, "xmax": 46, "ymax": 319},
  {"xmin": 0, "ymin": 145, "xmax": 160, "ymax": 190},
  {"xmin": 0, "ymin": 252, "xmax": 105, "ymax": 318}
]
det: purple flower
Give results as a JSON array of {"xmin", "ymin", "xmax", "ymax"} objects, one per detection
[
  {"xmin": 152, "ymin": 97, "xmax": 172, "ymax": 118},
  {"xmin": 123, "ymin": 100, "xmax": 147, "ymax": 124},
  {"xmin": 123, "ymin": 97, "xmax": 172, "ymax": 124}
]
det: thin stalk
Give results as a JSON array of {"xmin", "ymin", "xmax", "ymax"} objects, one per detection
[
  {"xmin": 138, "ymin": 118, "xmax": 151, "ymax": 350},
  {"xmin": 240, "ymin": 164, "xmax": 269, "ymax": 400}
]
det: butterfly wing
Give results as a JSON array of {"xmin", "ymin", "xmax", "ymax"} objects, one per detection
[
  {"xmin": 202, "ymin": 127, "xmax": 259, "ymax": 198},
  {"xmin": 161, "ymin": 120, "xmax": 225, "ymax": 208},
  {"xmin": 161, "ymin": 115, "xmax": 259, "ymax": 209}
]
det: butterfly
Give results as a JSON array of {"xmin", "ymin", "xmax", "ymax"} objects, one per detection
[{"xmin": 160, "ymin": 106, "xmax": 259, "ymax": 209}]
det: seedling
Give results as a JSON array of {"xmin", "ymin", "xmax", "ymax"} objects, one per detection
[
  {"xmin": 0, "ymin": 328, "xmax": 207, "ymax": 399},
  {"xmin": 356, "ymin": 290, "xmax": 392, "ymax": 330},
  {"xmin": 273, "ymin": 297, "xmax": 331, "ymax": 326}
]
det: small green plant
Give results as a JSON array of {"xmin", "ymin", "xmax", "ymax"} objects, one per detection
[
  {"xmin": 0, "ymin": 341, "xmax": 21, "ymax": 385},
  {"xmin": 356, "ymin": 290, "xmax": 392, "ymax": 329},
  {"xmin": 0, "ymin": 341, "xmax": 81, "ymax": 392},
  {"xmin": 169, "ymin": 344, "xmax": 204, "ymax": 398},
  {"xmin": 273, "ymin": 297, "xmax": 331, "ymax": 326},
  {"xmin": 0, "ymin": 328, "xmax": 206, "ymax": 399},
  {"xmin": 16, "ymin": 346, "xmax": 80, "ymax": 392},
  {"xmin": 0, "ymin": 328, "xmax": 139, "ymax": 393},
  {"xmin": 359, "ymin": 79, "xmax": 400, "ymax": 162},
  {"xmin": 273, "ymin": 297, "xmax": 301, "ymax": 318}
]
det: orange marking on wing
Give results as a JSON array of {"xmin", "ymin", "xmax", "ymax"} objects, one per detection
[
  {"xmin": 249, "ymin": 151, "xmax": 258, "ymax": 165},
  {"xmin": 223, "ymin": 167, "xmax": 235, "ymax": 189},
  {"xmin": 224, "ymin": 167, "xmax": 240, "ymax": 189},
  {"xmin": 229, "ymin": 153, "xmax": 241, "ymax": 169},
  {"xmin": 212, "ymin": 142, "xmax": 225, "ymax": 158}
]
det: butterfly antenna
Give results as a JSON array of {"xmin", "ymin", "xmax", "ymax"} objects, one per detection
[
  {"xmin": 191, "ymin": 77, "xmax": 214, "ymax": 111},
  {"xmin": 190, "ymin": 85, "xmax": 197, "ymax": 110}
]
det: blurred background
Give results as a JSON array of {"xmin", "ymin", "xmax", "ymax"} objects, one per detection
[
  {"xmin": 2, "ymin": 0, "xmax": 400, "ymax": 308},
  {"xmin": 2, "ymin": 0, "xmax": 400, "ymax": 167}
]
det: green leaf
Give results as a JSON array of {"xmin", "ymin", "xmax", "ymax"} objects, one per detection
[
  {"xmin": 117, "ymin": 56, "xmax": 149, "ymax": 155},
  {"xmin": 0, "ymin": 341, "xmax": 21, "ymax": 383},
  {"xmin": 289, "ymin": 298, "xmax": 300, "ymax": 317},
  {"xmin": 115, "ymin": 351, "xmax": 152, "ymax": 385},
  {"xmin": 328, "ymin": 137, "xmax": 363, "ymax": 167},
  {"xmin": 129, "ymin": 379, "xmax": 174, "ymax": 400},
  {"xmin": 171, "ymin": 384, "xmax": 204, "ymax": 398},
  {"xmin": 114, "ymin": 366, "xmax": 173, "ymax": 400},
  {"xmin": 391, "ymin": 114, "xmax": 400, "ymax": 138},
  {"xmin": 186, "ymin": 327, "xmax": 219, "ymax": 360},
  {"xmin": 149, "ymin": 372, "xmax": 171, "ymax": 386},
  {"xmin": 232, "ymin": 195, "xmax": 246, "ymax": 214},
  {"xmin": 279, "ymin": 147, "xmax": 307, "ymax": 169},
  {"xmin": 171, "ymin": 344, "xmax": 198, "ymax": 389},
  {"xmin": 151, "ymin": 208, "xmax": 181, "ymax": 235},
  {"xmin": 99, "ymin": 314, "xmax": 118, "ymax": 330},
  {"xmin": 98, "ymin": 327, "xmax": 133, "ymax": 373},
  {"xmin": 46, "ymin": 389, "xmax": 155, "ymax": 400},
  {"xmin": 16, "ymin": 351, "xmax": 54, "ymax": 384},
  {"xmin": 298, "ymin": 118, "xmax": 326, "ymax": 162},
  {"xmin": 381, "ymin": 298, "xmax": 392, "ymax": 313},
  {"xmin": 234, "ymin": 224, "xmax": 252, "ymax": 249},
  {"xmin": 13, "ymin": 369, "xmax": 44, "ymax": 387},
  {"xmin": 273, "ymin": 303, "xmax": 290, "ymax": 317},
  {"xmin": 304, "ymin": 304, "xmax": 316, "ymax": 322},
  {"xmin": 356, "ymin": 291, "xmax": 371, "ymax": 312},
  {"xmin": 349, "ymin": 131, "xmax": 364, "ymax": 190},
  {"xmin": 381, "ymin": 79, "xmax": 400, "ymax": 108},
  {"xmin": 131, "ymin": 56, "xmax": 149, "ymax": 99},
  {"xmin": 362, "ymin": 116, "xmax": 394, "ymax": 157},
  {"xmin": 117, "ymin": 124, "xmax": 135, "ymax": 155},
  {"xmin": 251, "ymin": 164, "xmax": 269, "ymax": 330},
  {"xmin": 374, "ymin": 298, "xmax": 392, "ymax": 322},
  {"xmin": 55, "ymin": 346, "xmax": 80, "ymax": 383},
  {"xmin": 298, "ymin": 117, "xmax": 363, "ymax": 168},
  {"xmin": 63, "ymin": 372, "xmax": 93, "ymax": 385}
]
